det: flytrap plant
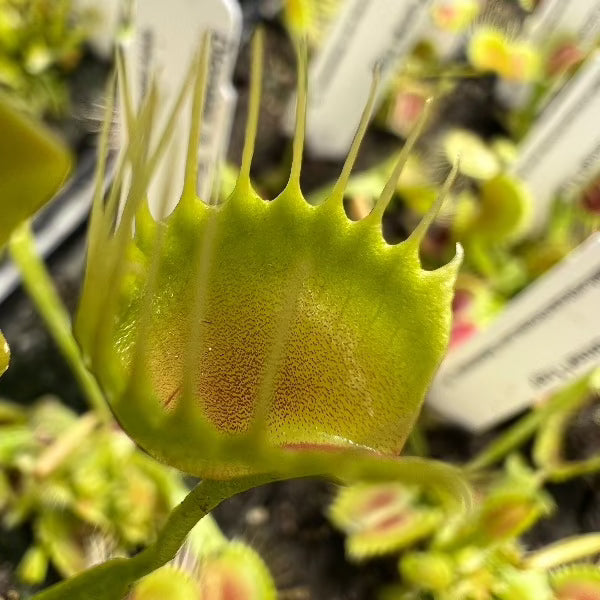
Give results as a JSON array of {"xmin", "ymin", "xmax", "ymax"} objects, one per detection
[
  {"xmin": 331, "ymin": 459, "xmax": 554, "ymax": 600},
  {"xmin": 467, "ymin": 26, "xmax": 541, "ymax": 83},
  {"xmin": 0, "ymin": 0, "xmax": 96, "ymax": 117},
  {"xmin": 6, "ymin": 29, "xmax": 472, "ymax": 599},
  {"xmin": 128, "ymin": 513, "xmax": 276, "ymax": 600},
  {"xmin": 326, "ymin": 370, "xmax": 600, "ymax": 598},
  {"xmin": 0, "ymin": 397, "xmax": 186, "ymax": 586},
  {"xmin": 76, "ymin": 33, "xmax": 466, "ymax": 487}
]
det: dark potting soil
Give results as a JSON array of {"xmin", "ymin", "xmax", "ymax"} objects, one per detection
[{"xmin": 1, "ymin": 7, "xmax": 600, "ymax": 600}]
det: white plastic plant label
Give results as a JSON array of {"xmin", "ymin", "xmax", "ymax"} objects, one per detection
[
  {"xmin": 125, "ymin": 0, "xmax": 241, "ymax": 216},
  {"xmin": 526, "ymin": 0, "xmax": 600, "ymax": 48},
  {"xmin": 290, "ymin": 0, "xmax": 432, "ymax": 159},
  {"xmin": 511, "ymin": 53, "xmax": 600, "ymax": 235},
  {"xmin": 428, "ymin": 234, "xmax": 600, "ymax": 432}
]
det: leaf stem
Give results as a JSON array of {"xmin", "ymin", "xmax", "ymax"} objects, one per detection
[
  {"xmin": 31, "ymin": 475, "xmax": 274, "ymax": 600},
  {"xmin": 525, "ymin": 533, "xmax": 600, "ymax": 569},
  {"xmin": 545, "ymin": 454, "xmax": 600, "ymax": 483},
  {"xmin": 465, "ymin": 377, "xmax": 591, "ymax": 472},
  {"xmin": 8, "ymin": 222, "xmax": 111, "ymax": 423}
]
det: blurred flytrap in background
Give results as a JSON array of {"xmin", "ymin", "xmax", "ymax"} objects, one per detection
[
  {"xmin": 331, "ymin": 371, "xmax": 600, "ymax": 600},
  {"xmin": 0, "ymin": 398, "xmax": 184, "ymax": 584},
  {"xmin": 0, "ymin": 0, "xmax": 95, "ymax": 117},
  {"xmin": 128, "ymin": 515, "xmax": 276, "ymax": 600}
]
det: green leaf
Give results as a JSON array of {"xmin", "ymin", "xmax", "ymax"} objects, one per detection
[
  {"xmin": 0, "ymin": 330, "xmax": 8, "ymax": 377},
  {"xmin": 0, "ymin": 97, "xmax": 71, "ymax": 247}
]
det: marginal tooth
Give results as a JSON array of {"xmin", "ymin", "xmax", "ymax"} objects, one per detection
[
  {"xmin": 367, "ymin": 97, "xmax": 435, "ymax": 226},
  {"xmin": 102, "ymin": 151, "xmax": 127, "ymax": 237},
  {"xmin": 403, "ymin": 159, "xmax": 460, "ymax": 258},
  {"xmin": 91, "ymin": 88, "xmax": 160, "ymax": 362},
  {"xmin": 116, "ymin": 47, "xmax": 136, "ymax": 139},
  {"xmin": 285, "ymin": 36, "xmax": 309, "ymax": 195},
  {"xmin": 135, "ymin": 200, "xmax": 158, "ymax": 252},
  {"xmin": 182, "ymin": 33, "xmax": 212, "ymax": 206},
  {"xmin": 324, "ymin": 64, "xmax": 381, "ymax": 216},
  {"xmin": 88, "ymin": 72, "xmax": 116, "ymax": 256},
  {"xmin": 237, "ymin": 29, "xmax": 264, "ymax": 188},
  {"xmin": 116, "ymin": 82, "xmax": 160, "ymax": 236},
  {"xmin": 76, "ymin": 73, "xmax": 118, "ymax": 343},
  {"xmin": 145, "ymin": 59, "xmax": 198, "ymax": 199}
]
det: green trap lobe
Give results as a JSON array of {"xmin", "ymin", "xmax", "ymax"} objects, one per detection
[{"xmin": 76, "ymin": 32, "xmax": 462, "ymax": 480}]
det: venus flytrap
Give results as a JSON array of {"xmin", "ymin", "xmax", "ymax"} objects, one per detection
[
  {"xmin": 0, "ymin": 398, "xmax": 187, "ymax": 585},
  {"xmin": 75, "ymin": 31, "xmax": 466, "ymax": 484},
  {"xmin": 448, "ymin": 456, "xmax": 552, "ymax": 546},
  {"xmin": 440, "ymin": 130, "xmax": 532, "ymax": 252},
  {"xmin": 129, "ymin": 514, "xmax": 276, "ymax": 600},
  {"xmin": 431, "ymin": 0, "xmax": 481, "ymax": 35},
  {"xmin": 10, "ymin": 28, "xmax": 472, "ymax": 599},
  {"xmin": 551, "ymin": 565, "xmax": 600, "ymax": 600},
  {"xmin": 443, "ymin": 129, "xmax": 501, "ymax": 182},
  {"xmin": 449, "ymin": 273, "xmax": 504, "ymax": 348},
  {"xmin": 468, "ymin": 27, "xmax": 541, "ymax": 83},
  {"xmin": 331, "ymin": 454, "xmax": 600, "ymax": 600},
  {"xmin": 458, "ymin": 175, "xmax": 532, "ymax": 283},
  {"xmin": 329, "ymin": 482, "xmax": 444, "ymax": 560},
  {"xmin": 0, "ymin": 0, "xmax": 95, "ymax": 117},
  {"xmin": 532, "ymin": 370, "xmax": 600, "ymax": 483}
]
